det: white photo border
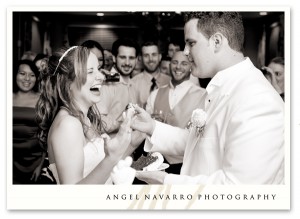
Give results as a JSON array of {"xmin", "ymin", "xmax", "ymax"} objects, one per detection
[{"xmin": 6, "ymin": 6, "xmax": 290, "ymax": 210}]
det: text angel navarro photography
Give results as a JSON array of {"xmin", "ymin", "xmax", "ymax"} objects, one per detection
[{"xmin": 106, "ymin": 193, "xmax": 277, "ymax": 201}]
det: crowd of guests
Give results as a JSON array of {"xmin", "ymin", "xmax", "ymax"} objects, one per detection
[{"xmin": 13, "ymin": 12, "xmax": 285, "ymax": 185}]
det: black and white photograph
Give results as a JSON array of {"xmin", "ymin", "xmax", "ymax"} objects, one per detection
[{"xmin": 4, "ymin": 3, "xmax": 293, "ymax": 213}]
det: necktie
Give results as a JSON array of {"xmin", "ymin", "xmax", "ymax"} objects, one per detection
[{"xmin": 150, "ymin": 77, "xmax": 157, "ymax": 92}]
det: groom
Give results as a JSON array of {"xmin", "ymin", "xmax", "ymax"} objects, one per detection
[{"xmin": 131, "ymin": 12, "xmax": 284, "ymax": 184}]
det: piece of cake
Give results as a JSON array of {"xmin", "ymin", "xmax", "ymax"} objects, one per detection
[{"xmin": 131, "ymin": 152, "xmax": 164, "ymax": 171}]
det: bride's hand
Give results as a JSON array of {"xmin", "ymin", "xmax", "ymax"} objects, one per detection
[
  {"xmin": 111, "ymin": 156, "xmax": 136, "ymax": 185},
  {"xmin": 102, "ymin": 112, "xmax": 133, "ymax": 159},
  {"xmin": 131, "ymin": 105, "xmax": 156, "ymax": 136}
]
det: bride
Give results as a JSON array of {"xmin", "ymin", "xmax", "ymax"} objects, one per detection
[{"xmin": 36, "ymin": 46, "xmax": 135, "ymax": 184}]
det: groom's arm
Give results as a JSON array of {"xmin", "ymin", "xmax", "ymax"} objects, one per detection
[{"xmin": 144, "ymin": 121, "xmax": 188, "ymax": 158}]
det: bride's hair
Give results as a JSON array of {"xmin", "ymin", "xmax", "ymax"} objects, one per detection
[{"xmin": 36, "ymin": 46, "xmax": 103, "ymax": 150}]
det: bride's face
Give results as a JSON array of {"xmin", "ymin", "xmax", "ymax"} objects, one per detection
[{"xmin": 71, "ymin": 52, "xmax": 105, "ymax": 109}]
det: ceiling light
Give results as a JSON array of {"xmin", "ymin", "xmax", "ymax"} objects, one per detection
[
  {"xmin": 96, "ymin": 13, "xmax": 105, "ymax": 16},
  {"xmin": 32, "ymin": 16, "xmax": 40, "ymax": 22},
  {"xmin": 259, "ymin": 12, "xmax": 268, "ymax": 16}
]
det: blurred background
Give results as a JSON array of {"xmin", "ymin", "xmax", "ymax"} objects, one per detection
[{"xmin": 12, "ymin": 10, "xmax": 284, "ymax": 69}]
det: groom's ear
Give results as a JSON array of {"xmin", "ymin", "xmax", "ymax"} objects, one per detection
[{"xmin": 211, "ymin": 32, "xmax": 224, "ymax": 53}]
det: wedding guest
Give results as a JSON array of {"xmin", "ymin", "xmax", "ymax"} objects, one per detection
[
  {"xmin": 132, "ymin": 41, "xmax": 171, "ymax": 108},
  {"xmin": 131, "ymin": 55, "xmax": 144, "ymax": 78},
  {"xmin": 159, "ymin": 54, "xmax": 171, "ymax": 76},
  {"xmin": 131, "ymin": 12, "xmax": 284, "ymax": 185},
  {"xmin": 146, "ymin": 51, "xmax": 206, "ymax": 174},
  {"xmin": 13, "ymin": 60, "xmax": 50, "ymax": 184},
  {"xmin": 96, "ymin": 38, "xmax": 141, "ymax": 135},
  {"xmin": 167, "ymin": 40, "xmax": 181, "ymax": 58},
  {"xmin": 146, "ymin": 51, "xmax": 206, "ymax": 128},
  {"xmin": 81, "ymin": 40, "xmax": 105, "ymax": 69},
  {"xmin": 167, "ymin": 41, "xmax": 200, "ymax": 86},
  {"xmin": 103, "ymin": 49, "xmax": 114, "ymax": 71},
  {"xmin": 261, "ymin": 57, "xmax": 285, "ymax": 100},
  {"xmin": 36, "ymin": 46, "xmax": 134, "ymax": 184}
]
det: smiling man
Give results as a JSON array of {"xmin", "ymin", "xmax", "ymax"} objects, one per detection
[
  {"xmin": 132, "ymin": 41, "xmax": 171, "ymax": 108},
  {"xmin": 96, "ymin": 38, "xmax": 140, "ymax": 134},
  {"xmin": 145, "ymin": 51, "xmax": 206, "ymax": 174}
]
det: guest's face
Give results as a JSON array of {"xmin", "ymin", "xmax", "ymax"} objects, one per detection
[
  {"xmin": 71, "ymin": 52, "xmax": 105, "ymax": 107},
  {"xmin": 160, "ymin": 60, "xmax": 171, "ymax": 76},
  {"xmin": 142, "ymin": 45, "xmax": 161, "ymax": 73},
  {"xmin": 115, "ymin": 46, "xmax": 137, "ymax": 76},
  {"xmin": 268, "ymin": 62, "xmax": 284, "ymax": 91},
  {"xmin": 16, "ymin": 64, "xmax": 37, "ymax": 92},
  {"xmin": 170, "ymin": 51, "xmax": 191, "ymax": 84},
  {"xmin": 168, "ymin": 43, "xmax": 180, "ymax": 58},
  {"xmin": 104, "ymin": 50, "xmax": 114, "ymax": 71},
  {"xmin": 90, "ymin": 47, "xmax": 104, "ymax": 69},
  {"xmin": 184, "ymin": 19, "xmax": 215, "ymax": 78}
]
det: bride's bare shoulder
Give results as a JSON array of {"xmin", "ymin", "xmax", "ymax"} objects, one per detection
[{"xmin": 49, "ymin": 113, "xmax": 83, "ymax": 138}]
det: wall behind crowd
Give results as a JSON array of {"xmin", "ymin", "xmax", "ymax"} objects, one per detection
[{"xmin": 12, "ymin": 11, "xmax": 284, "ymax": 69}]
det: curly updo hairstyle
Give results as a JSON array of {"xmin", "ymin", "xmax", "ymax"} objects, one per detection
[{"xmin": 36, "ymin": 46, "xmax": 103, "ymax": 150}]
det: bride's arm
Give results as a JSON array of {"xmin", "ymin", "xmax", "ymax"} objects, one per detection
[{"xmin": 51, "ymin": 116, "xmax": 130, "ymax": 184}]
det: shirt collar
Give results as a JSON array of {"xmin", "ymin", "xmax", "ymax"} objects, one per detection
[
  {"xmin": 119, "ymin": 74, "xmax": 132, "ymax": 85},
  {"xmin": 169, "ymin": 80, "xmax": 193, "ymax": 90},
  {"xmin": 143, "ymin": 69, "xmax": 162, "ymax": 80},
  {"xmin": 206, "ymin": 57, "xmax": 252, "ymax": 94}
]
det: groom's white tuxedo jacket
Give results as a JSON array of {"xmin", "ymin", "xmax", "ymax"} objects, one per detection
[{"xmin": 145, "ymin": 58, "xmax": 285, "ymax": 184}]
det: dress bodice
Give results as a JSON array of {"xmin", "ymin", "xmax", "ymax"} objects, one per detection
[
  {"xmin": 49, "ymin": 137, "xmax": 108, "ymax": 184},
  {"xmin": 13, "ymin": 106, "xmax": 44, "ymax": 184}
]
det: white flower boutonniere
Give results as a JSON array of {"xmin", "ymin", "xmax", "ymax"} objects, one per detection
[{"xmin": 187, "ymin": 108, "xmax": 207, "ymax": 137}]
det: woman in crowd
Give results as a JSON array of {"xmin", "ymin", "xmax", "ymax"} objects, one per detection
[
  {"xmin": 36, "ymin": 46, "xmax": 134, "ymax": 184},
  {"xmin": 262, "ymin": 57, "xmax": 285, "ymax": 100},
  {"xmin": 13, "ymin": 59, "xmax": 51, "ymax": 184}
]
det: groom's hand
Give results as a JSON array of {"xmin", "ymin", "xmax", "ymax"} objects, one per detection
[{"xmin": 131, "ymin": 105, "xmax": 156, "ymax": 136}]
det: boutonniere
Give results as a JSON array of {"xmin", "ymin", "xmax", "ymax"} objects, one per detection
[{"xmin": 187, "ymin": 108, "xmax": 207, "ymax": 137}]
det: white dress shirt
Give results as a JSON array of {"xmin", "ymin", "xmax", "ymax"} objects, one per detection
[{"xmin": 145, "ymin": 57, "xmax": 285, "ymax": 185}]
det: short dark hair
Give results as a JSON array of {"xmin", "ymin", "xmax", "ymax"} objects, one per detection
[
  {"xmin": 161, "ymin": 53, "xmax": 171, "ymax": 62},
  {"xmin": 13, "ymin": 59, "xmax": 40, "ymax": 93},
  {"xmin": 167, "ymin": 39, "xmax": 182, "ymax": 50},
  {"xmin": 81, "ymin": 40, "xmax": 105, "ymax": 67},
  {"xmin": 33, "ymin": 53, "xmax": 47, "ymax": 64},
  {"xmin": 141, "ymin": 41, "xmax": 160, "ymax": 53},
  {"xmin": 183, "ymin": 12, "xmax": 244, "ymax": 52},
  {"xmin": 270, "ymin": 57, "xmax": 284, "ymax": 66},
  {"xmin": 111, "ymin": 38, "xmax": 140, "ymax": 57},
  {"xmin": 81, "ymin": 40, "xmax": 104, "ymax": 54}
]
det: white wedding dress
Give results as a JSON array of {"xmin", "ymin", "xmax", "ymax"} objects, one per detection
[{"xmin": 49, "ymin": 137, "xmax": 112, "ymax": 184}]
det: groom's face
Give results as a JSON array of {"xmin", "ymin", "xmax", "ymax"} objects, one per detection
[{"xmin": 183, "ymin": 19, "xmax": 215, "ymax": 79}]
